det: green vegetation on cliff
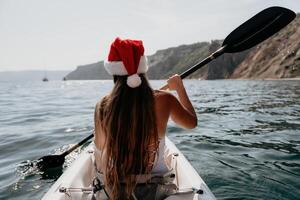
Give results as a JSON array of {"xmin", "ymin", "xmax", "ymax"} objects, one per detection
[{"xmin": 65, "ymin": 40, "xmax": 248, "ymax": 80}]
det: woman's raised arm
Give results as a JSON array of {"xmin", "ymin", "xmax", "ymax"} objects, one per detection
[{"xmin": 167, "ymin": 74, "xmax": 197, "ymax": 129}]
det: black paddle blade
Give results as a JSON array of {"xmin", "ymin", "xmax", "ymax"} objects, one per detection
[
  {"xmin": 37, "ymin": 155, "xmax": 65, "ymax": 169},
  {"xmin": 223, "ymin": 6, "xmax": 296, "ymax": 53}
]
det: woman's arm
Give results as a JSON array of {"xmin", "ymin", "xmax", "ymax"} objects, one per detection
[{"xmin": 167, "ymin": 74, "xmax": 197, "ymax": 129}]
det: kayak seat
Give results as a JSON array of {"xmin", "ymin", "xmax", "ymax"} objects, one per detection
[{"xmin": 92, "ymin": 151, "xmax": 180, "ymax": 200}]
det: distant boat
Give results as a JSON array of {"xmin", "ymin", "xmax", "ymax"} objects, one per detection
[
  {"xmin": 63, "ymin": 77, "xmax": 67, "ymax": 81},
  {"xmin": 42, "ymin": 77, "xmax": 49, "ymax": 82}
]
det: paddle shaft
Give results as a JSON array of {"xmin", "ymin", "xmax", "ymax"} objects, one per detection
[
  {"xmin": 160, "ymin": 46, "xmax": 226, "ymax": 90},
  {"xmin": 180, "ymin": 46, "xmax": 226, "ymax": 79},
  {"xmin": 61, "ymin": 134, "xmax": 93, "ymax": 157}
]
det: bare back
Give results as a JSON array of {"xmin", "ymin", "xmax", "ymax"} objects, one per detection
[
  {"xmin": 94, "ymin": 85, "xmax": 197, "ymax": 151},
  {"xmin": 154, "ymin": 89, "xmax": 198, "ymax": 138}
]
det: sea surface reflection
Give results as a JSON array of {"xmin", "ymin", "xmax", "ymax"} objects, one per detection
[{"xmin": 0, "ymin": 80, "xmax": 299, "ymax": 200}]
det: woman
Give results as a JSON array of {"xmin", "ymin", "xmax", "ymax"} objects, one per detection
[{"xmin": 94, "ymin": 37, "xmax": 197, "ymax": 199}]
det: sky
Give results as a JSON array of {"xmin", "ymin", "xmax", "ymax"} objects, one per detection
[{"xmin": 0, "ymin": 0, "xmax": 299, "ymax": 72}]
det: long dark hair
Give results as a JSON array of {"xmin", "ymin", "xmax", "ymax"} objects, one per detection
[{"xmin": 97, "ymin": 74, "xmax": 158, "ymax": 199}]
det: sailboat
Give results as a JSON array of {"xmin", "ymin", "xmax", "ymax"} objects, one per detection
[{"xmin": 42, "ymin": 72, "xmax": 49, "ymax": 82}]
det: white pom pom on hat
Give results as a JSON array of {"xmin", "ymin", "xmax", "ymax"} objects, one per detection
[
  {"xmin": 103, "ymin": 37, "xmax": 148, "ymax": 88},
  {"xmin": 126, "ymin": 74, "xmax": 142, "ymax": 88}
]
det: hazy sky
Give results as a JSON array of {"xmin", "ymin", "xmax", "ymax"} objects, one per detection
[{"xmin": 1, "ymin": 0, "xmax": 299, "ymax": 71}]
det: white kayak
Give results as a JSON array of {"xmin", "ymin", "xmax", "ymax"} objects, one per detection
[{"xmin": 42, "ymin": 137, "xmax": 216, "ymax": 200}]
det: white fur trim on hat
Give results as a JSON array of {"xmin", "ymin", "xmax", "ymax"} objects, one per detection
[
  {"xmin": 104, "ymin": 56, "xmax": 148, "ymax": 75},
  {"xmin": 127, "ymin": 74, "xmax": 142, "ymax": 88}
]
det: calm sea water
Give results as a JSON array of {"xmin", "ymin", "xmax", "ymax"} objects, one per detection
[{"xmin": 0, "ymin": 80, "xmax": 299, "ymax": 200}]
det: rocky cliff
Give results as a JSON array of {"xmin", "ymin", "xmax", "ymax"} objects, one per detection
[
  {"xmin": 147, "ymin": 40, "xmax": 249, "ymax": 80},
  {"xmin": 231, "ymin": 14, "xmax": 300, "ymax": 79},
  {"xmin": 65, "ymin": 61, "xmax": 110, "ymax": 80},
  {"xmin": 65, "ymin": 14, "xmax": 300, "ymax": 80}
]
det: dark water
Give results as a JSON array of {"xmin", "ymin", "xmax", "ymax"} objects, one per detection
[{"xmin": 0, "ymin": 80, "xmax": 299, "ymax": 200}]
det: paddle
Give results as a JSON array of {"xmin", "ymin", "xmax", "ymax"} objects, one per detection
[
  {"xmin": 37, "ymin": 6, "xmax": 295, "ymax": 170},
  {"xmin": 160, "ymin": 6, "xmax": 295, "ymax": 89},
  {"xmin": 37, "ymin": 133, "xmax": 93, "ymax": 169}
]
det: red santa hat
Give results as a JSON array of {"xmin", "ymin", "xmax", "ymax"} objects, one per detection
[{"xmin": 104, "ymin": 37, "xmax": 148, "ymax": 88}]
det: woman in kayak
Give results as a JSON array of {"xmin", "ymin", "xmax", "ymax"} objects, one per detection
[{"xmin": 94, "ymin": 37, "xmax": 197, "ymax": 199}]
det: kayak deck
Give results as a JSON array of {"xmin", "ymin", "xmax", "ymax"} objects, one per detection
[{"xmin": 42, "ymin": 137, "xmax": 216, "ymax": 200}]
